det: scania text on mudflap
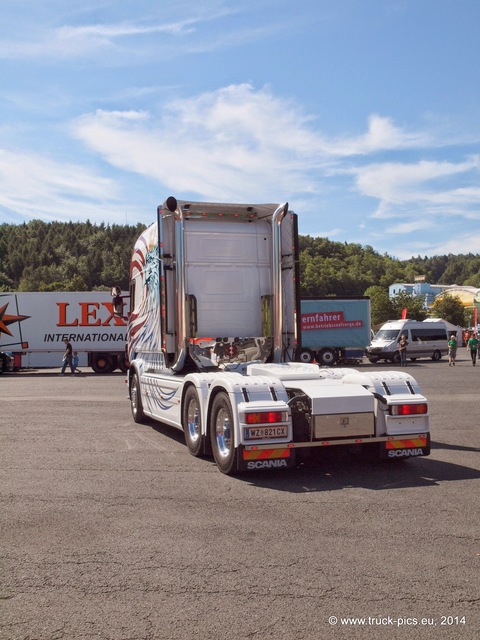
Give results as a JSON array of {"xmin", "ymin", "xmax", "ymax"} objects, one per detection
[{"xmin": 127, "ymin": 197, "xmax": 430, "ymax": 475}]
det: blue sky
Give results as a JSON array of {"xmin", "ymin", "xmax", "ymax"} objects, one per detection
[{"xmin": 0, "ymin": 0, "xmax": 479, "ymax": 259}]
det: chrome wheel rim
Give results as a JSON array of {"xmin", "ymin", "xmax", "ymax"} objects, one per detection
[
  {"xmin": 131, "ymin": 378, "xmax": 138, "ymax": 417},
  {"xmin": 187, "ymin": 397, "xmax": 200, "ymax": 443},
  {"xmin": 215, "ymin": 407, "xmax": 232, "ymax": 458}
]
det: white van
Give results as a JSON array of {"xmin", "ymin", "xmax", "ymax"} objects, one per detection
[{"xmin": 366, "ymin": 320, "xmax": 449, "ymax": 364}]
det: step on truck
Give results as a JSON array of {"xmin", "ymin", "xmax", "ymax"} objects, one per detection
[{"xmin": 127, "ymin": 197, "xmax": 430, "ymax": 475}]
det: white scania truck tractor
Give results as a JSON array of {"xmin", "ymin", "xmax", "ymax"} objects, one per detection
[{"xmin": 127, "ymin": 197, "xmax": 430, "ymax": 474}]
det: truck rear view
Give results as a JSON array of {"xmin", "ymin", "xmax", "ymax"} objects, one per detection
[
  {"xmin": 128, "ymin": 197, "xmax": 297, "ymax": 372},
  {"xmin": 127, "ymin": 197, "xmax": 430, "ymax": 475}
]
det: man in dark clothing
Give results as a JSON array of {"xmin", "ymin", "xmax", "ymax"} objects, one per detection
[
  {"xmin": 467, "ymin": 333, "xmax": 479, "ymax": 366},
  {"xmin": 61, "ymin": 338, "xmax": 75, "ymax": 374}
]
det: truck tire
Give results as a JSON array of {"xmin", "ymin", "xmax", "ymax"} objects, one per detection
[
  {"xmin": 431, "ymin": 350, "xmax": 442, "ymax": 361},
  {"xmin": 392, "ymin": 352, "xmax": 401, "ymax": 364},
  {"xmin": 298, "ymin": 349, "xmax": 314, "ymax": 363},
  {"xmin": 183, "ymin": 386, "xmax": 204, "ymax": 457},
  {"xmin": 318, "ymin": 348, "xmax": 336, "ymax": 366},
  {"xmin": 91, "ymin": 353, "xmax": 115, "ymax": 374},
  {"xmin": 130, "ymin": 372, "xmax": 146, "ymax": 423},
  {"xmin": 368, "ymin": 356, "xmax": 379, "ymax": 363},
  {"xmin": 210, "ymin": 392, "xmax": 239, "ymax": 475}
]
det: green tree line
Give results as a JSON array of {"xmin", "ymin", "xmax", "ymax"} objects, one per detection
[
  {"xmin": 299, "ymin": 235, "xmax": 480, "ymax": 296},
  {"xmin": 0, "ymin": 220, "xmax": 146, "ymax": 292},
  {"xmin": 299, "ymin": 235, "xmax": 479, "ymax": 327},
  {"xmin": 1, "ymin": 222, "xmax": 478, "ymax": 325}
]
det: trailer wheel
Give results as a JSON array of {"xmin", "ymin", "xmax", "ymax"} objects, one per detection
[
  {"xmin": 318, "ymin": 348, "xmax": 336, "ymax": 366},
  {"xmin": 431, "ymin": 350, "xmax": 442, "ymax": 361},
  {"xmin": 183, "ymin": 386, "xmax": 204, "ymax": 457},
  {"xmin": 91, "ymin": 353, "xmax": 115, "ymax": 374},
  {"xmin": 210, "ymin": 392, "xmax": 239, "ymax": 475},
  {"xmin": 130, "ymin": 372, "xmax": 146, "ymax": 423},
  {"xmin": 298, "ymin": 349, "xmax": 314, "ymax": 363}
]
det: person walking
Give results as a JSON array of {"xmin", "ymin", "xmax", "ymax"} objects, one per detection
[
  {"xmin": 448, "ymin": 334, "xmax": 457, "ymax": 366},
  {"xmin": 72, "ymin": 351, "xmax": 82, "ymax": 374},
  {"xmin": 60, "ymin": 338, "xmax": 75, "ymax": 375},
  {"xmin": 467, "ymin": 333, "xmax": 479, "ymax": 366},
  {"xmin": 398, "ymin": 334, "xmax": 408, "ymax": 366}
]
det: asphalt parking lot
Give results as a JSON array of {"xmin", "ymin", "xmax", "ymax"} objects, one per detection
[{"xmin": 1, "ymin": 352, "xmax": 479, "ymax": 640}]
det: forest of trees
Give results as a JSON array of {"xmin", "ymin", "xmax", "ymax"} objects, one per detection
[
  {"xmin": 298, "ymin": 235, "xmax": 480, "ymax": 296},
  {"xmin": 1, "ymin": 220, "xmax": 479, "ymax": 325},
  {"xmin": 0, "ymin": 220, "xmax": 146, "ymax": 293}
]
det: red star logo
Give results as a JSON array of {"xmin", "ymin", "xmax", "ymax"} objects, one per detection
[{"xmin": 0, "ymin": 303, "xmax": 30, "ymax": 337}]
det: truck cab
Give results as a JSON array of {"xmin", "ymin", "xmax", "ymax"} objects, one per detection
[{"xmin": 128, "ymin": 197, "xmax": 297, "ymax": 372}]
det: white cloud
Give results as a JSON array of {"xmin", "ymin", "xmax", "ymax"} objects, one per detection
[
  {"xmin": 70, "ymin": 87, "xmax": 449, "ymax": 198},
  {"xmin": 67, "ymin": 84, "xmax": 480, "ymax": 248},
  {"xmin": 49, "ymin": 18, "xmax": 202, "ymax": 58},
  {"xmin": 57, "ymin": 20, "xmax": 196, "ymax": 40},
  {"xmin": 388, "ymin": 219, "xmax": 434, "ymax": 234},
  {"xmin": 351, "ymin": 156, "xmax": 480, "ymax": 221},
  {"xmin": 0, "ymin": 22, "xmax": 180, "ymax": 60},
  {"xmin": 71, "ymin": 85, "xmax": 326, "ymax": 201},
  {"xmin": 395, "ymin": 233, "xmax": 480, "ymax": 260},
  {"xmin": 327, "ymin": 114, "xmax": 431, "ymax": 156},
  {"xmin": 426, "ymin": 235, "xmax": 480, "ymax": 255},
  {"xmin": 71, "ymin": 84, "xmax": 444, "ymax": 205},
  {"xmin": 0, "ymin": 5, "xmax": 241, "ymax": 62},
  {"xmin": 0, "ymin": 148, "xmax": 122, "ymax": 222},
  {"xmin": 3, "ymin": 80, "xmax": 478, "ymax": 258}
]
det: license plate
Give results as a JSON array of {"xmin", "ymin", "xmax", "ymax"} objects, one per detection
[{"xmin": 245, "ymin": 426, "xmax": 288, "ymax": 440}]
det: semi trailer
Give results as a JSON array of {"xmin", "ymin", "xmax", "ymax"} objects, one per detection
[
  {"xmin": 298, "ymin": 297, "xmax": 371, "ymax": 365},
  {"xmin": 0, "ymin": 291, "xmax": 128, "ymax": 373}
]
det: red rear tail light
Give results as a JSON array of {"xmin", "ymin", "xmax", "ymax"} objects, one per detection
[
  {"xmin": 245, "ymin": 411, "xmax": 285, "ymax": 424},
  {"xmin": 390, "ymin": 403, "xmax": 428, "ymax": 416}
]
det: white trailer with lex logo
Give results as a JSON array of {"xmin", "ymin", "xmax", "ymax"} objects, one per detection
[
  {"xmin": 127, "ymin": 197, "xmax": 430, "ymax": 474},
  {"xmin": 0, "ymin": 291, "xmax": 128, "ymax": 373}
]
